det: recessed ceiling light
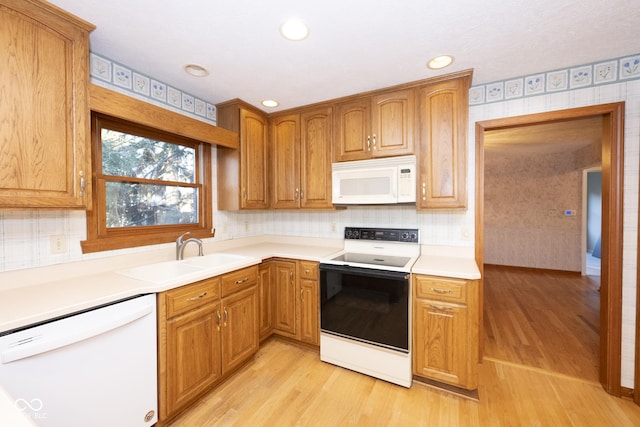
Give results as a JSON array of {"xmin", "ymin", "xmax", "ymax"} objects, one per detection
[
  {"xmin": 262, "ymin": 100, "xmax": 279, "ymax": 108},
  {"xmin": 184, "ymin": 64, "xmax": 209, "ymax": 77},
  {"xmin": 280, "ymin": 18, "xmax": 309, "ymax": 41},
  {"xmin": 427, "ymin": 55, "xmax": 454, "ymax": 70}
]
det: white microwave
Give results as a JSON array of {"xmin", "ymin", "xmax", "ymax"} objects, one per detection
[{"xmin": 332, "ymin": 155, "xmax": 416, "ymax": 205}]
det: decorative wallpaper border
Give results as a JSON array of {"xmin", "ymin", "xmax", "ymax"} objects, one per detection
[
  {"xmin": 90, "ymin": 53, "xmax": 217, "ymax": 124},
  {"xmin": 470, "ymin": 53, "xmax": 640, "ymax": 105}
]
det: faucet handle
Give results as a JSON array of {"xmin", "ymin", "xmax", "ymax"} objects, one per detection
[{"xmin": 177, "ymin": 231, "xmax": 191, "ymax": 244}]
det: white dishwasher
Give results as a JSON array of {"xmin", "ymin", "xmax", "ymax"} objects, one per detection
[{"xmin": 0, "ymin": 294, "xmax": 158, "ymax": 427}]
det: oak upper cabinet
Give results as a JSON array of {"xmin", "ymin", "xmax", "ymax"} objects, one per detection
[
  {"xmin": 412, "ymin": 274, "xmax": 479, "ymax": 390},
  {"xmin": 0, "ymin": 0, "xmax": 94, "ymax": 208},
  {"xmin": 333, "ymin": 89, "xmax": 414, "ymax": 162},
  {"xmin": 217, "ymin": 100, "xmax": 269, "ymax": 210},
  {"xmin": 271, "ymin": 107, "xmax": 333, "ymax": 209},
  {"xmin": 416, "ymin": 72, "xmax": 471, "ymax": 209},
  {"xmin": 298, "ymin": 261, "xmax": 320, "ymax": 346}
]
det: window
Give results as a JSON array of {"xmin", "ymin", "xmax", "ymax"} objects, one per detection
[{"xmin": 82, "ymin": 113, "xmax": 214, "ymax": 253}]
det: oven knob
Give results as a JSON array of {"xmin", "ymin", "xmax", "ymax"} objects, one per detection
[
  {"xmin": 401, "ymin": 232, "xmax": 409, "ymax": 240},
  {"xmin": 353, "ymin": 230, "xmax": 360, "ymax": 239},
  {"xmin": 410, "ymin": 233, "xmax": 417, "ymax": 241}
]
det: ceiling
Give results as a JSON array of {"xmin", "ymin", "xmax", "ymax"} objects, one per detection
[
  {"xmin": 49, "ymin": 0, "xmax": 639, "ymax": 112},
  {"xmin": 484, "ymin": 117, "xmax": 603, "ymax": 155}
]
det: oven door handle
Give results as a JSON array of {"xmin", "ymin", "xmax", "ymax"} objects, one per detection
[{"xmin": 319, "ymin": 263, "xmax": 409, "ymax": 281}]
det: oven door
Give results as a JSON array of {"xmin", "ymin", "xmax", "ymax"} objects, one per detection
[{"xmin": 319, "ymin": 263, "xmax": 409, "ymax": 352}]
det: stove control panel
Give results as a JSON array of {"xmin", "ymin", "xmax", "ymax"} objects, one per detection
[{"xmin": 344, "ymin": 227, "xmax": 419, "ymax": 243}]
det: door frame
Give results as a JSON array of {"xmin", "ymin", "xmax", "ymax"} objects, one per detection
[{"xmin": 475, "ymin": 102, "xmax": 625, "ymax": 396}]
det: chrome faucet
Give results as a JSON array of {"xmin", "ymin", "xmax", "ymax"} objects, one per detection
[{"xmin": 176, "ymin": 232, "xmax": 204, "ymax": 260}]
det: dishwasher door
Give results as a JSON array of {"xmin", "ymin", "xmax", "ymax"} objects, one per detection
[{"xmin": 0, "ymin": 294, "xmax": 157, "ymax": 427}]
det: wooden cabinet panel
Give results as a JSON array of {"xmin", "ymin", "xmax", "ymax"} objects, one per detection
[
  {"xmin": 299, "ymin": 278, "xmax": 319, "ymax": 345},
  {"xmin": 258, "ymin": 262, "xmax": 274, "ymax": 340},
  {"xmin": 300, "ymin": 107, "xmax": 333, "ymax": 209},
  {"xmin": 334, "ymin": 89, "xmax": 414, "ymax": 162},
  {"xmin": 271, "ymin": 114, "xmax": 301, "ymax": 209},
  {"xmin": 371, "ymin": 89, "xmax": 415, "ymax": 156},
  {"xmin": 412, "ymin": 273, "xmax": 479, "ymax": 390},
  {"xmin": 221, "ymin": 286, "xmax": 259, "ymax": 375},
  {"xmin": 216, "ymin": 101, "xmax": 269, "ymax": 210},
  {"xmin": 334, "ymin": 98, "xmax": 371, "ymax": 161},
  {"xmin": 0, "ymin": 0, "xmax": 94, "ymax": 208},
  {"xmin": 165, "ymin": 303, "xmax": 222, "ymax": 416},
  {"xmin": 413, "ymin": 299, "xmax": 466, "ymax": 385},
  {"xmin": 221, "ymin": 265, "xmax": 258, "ymax": 297},
  {"xmin": 417, "ymin": 74, "xmax": 470, "ymax": 209},
  {"xmin": 273, "ymin": 260, "xmax": 297, "ymax": 336},
  {"xmin": 165, "ymin": 277, "xmax": 221, "ymax": 318}
]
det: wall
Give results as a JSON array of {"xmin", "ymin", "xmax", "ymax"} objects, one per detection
[
  {"xmin": 1, "ymin": 51, "xmax": 639, "ymax": 388},
  {"xmin": 484, "ymin": 150, "xmax": 584, "ymax": 271}
]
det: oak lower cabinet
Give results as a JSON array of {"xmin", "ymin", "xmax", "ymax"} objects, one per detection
[
  {"xmin": 258, "ymin": 262, "xmax": 274, "ymax": 340},
  {"xmin": 333, "ymin": 89, "xmax": 415, "ymax": 162},
  {"xmin": 216, "ymin": 100, "xmax": 270, "ymax": 210},
  {"xmin": 0, "ymin": 0, "xmax": 94, "ymax": 208},
  {"xmin": 157, "ymin": 266, "xmax": 259, "ymax": 423},
  {"xmin": 412, "ymin": 274, "xmax": 479, "ymax": 390},
  {"xmin": 416, "ymin": 71, "xmax": 471, "ymax": 209},
  {"xmin": 271, "ymin": 259, "xmax": 320, "ymax": 345}
]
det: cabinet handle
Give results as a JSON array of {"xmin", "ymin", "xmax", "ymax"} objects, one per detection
[
  {"xmin": 235, "ymin": 278, "xmax": 249, "ymax": 285},
  {"xmin": 242, "ymin": 188, "xmax": 247, "ymax": 200},
  {"xmin": 430, "ymin": 288, "xmax": 452, "ymax": 294},
  {"xmin": 300, "ymin": 288, "xmax": 304, "ymax": 301},
  {"xmin": 79, "ymin": 171, "xmax": 86, "ymax": 197},
  {"xmin": 188, "ymin": 292, "xmax": 207, "ymax": 301},
  {"xmin": 428, "ymin": 303, "xmax": 453, "ymax": 311},
  {"xmin": 372, "ymin": 134, "xmax": 377, "ymax": 150},
  {"xmin": 290, "ymin": 271, "xmax": 294, "ymax": 284},
  {"xmin": 421, "ymin": 182, "xmax": 426, "ymax": 201},
  {"xmin": 224, "ymin": 307, "xmax": 229, "ymax": 324},
  {"xmin": 216, "ymin": 310, "xmax": 222, "ymax": 330},
  {"xmin": 367, "ymin": 136, "xmax": 371, "ymax": 151},
  {"xmin": 295, "ymin": 188, "xmax": 299, "ymax": 200},
  {"xmin": 300, "ymin": 188, "xmax": 304, "ymax": 199}
]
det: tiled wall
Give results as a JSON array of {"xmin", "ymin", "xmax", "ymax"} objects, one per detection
[{"xmin": 1, "ymin": 51, "xmax": 640, "ymax": 387}]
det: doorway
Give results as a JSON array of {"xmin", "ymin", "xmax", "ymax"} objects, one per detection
[{"xmin": 475, "ymin": 103, "xmax": 625, "ymax": 396}]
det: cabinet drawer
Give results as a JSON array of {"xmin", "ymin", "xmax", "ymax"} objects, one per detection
[
  {"xmin": 221, "ymin": 266, "xmax": 258, "ymax": 297},
  {"xmin": 165, "ymin": 277, "xmax": 221, "ymax": 318},
  {"xmin": 298, "ymin": 261, "xmax": 319, "ymax": 280},
  {"xmin": 414, "ymin": 275, "xmax": 467, "ymax": 304}
]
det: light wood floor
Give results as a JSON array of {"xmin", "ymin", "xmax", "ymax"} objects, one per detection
[
  {"xmin": 483, "ymin": 264, "xmax": 600, "ymax": 382},
  {"xmin": 167, "ymin": 266, "xmax": 640, "ymax": 426}
]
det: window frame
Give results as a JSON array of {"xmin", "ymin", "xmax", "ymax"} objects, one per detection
[{"xmin": 81, "ymin": 113, "xmax": 214, "ymax": 253}]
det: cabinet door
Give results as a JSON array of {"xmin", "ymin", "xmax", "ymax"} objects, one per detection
[
  {"xmin": 240, "ymin": 108, "xmax": 270, "ymax": 209},
  {"xmin": 300, "ymin": 107, "xmax": 333, "ymax": 209},
  {"xmin": 413, "ymin": 299, "xmax": 467, "ymax": 387},
  {"xmin": 271, "ymin": 114, "xmax": 301, "ymax": 209},
  {"xmin": 221, "ymin": 286, "xmax": 259, "ymax": 375},
  {"xmin": 299, "ymin": 278, "xmax": 319, "ymax": 345},
  {"xmin": 371, "ymin": 89, "xmax": 415, "ymax": 157},
  {"xmin": 273, "ymin": 261, "xmax": 297, "ymax": 336},
  {"xmin": 333, "ymin": 98, "xmax": 371, "ymax": 162},
  {"xmin": 0, "ymin": 1, "xmax": 93, "ymax": 208},
  {"xmin": 165, "ymin": 303, "xmax": 222, "ymax": 416},
  {"xmin": 258, "ymin": 262, "xmax": 274, "ymax": 340},
  {"xmin": 417, "ymin": 76, "xmax": 470, "ymax": 209}
]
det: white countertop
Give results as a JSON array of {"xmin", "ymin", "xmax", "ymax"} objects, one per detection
[{"xmin": 0, "ymin": 236, "xmax": 479, "ymax": 334}]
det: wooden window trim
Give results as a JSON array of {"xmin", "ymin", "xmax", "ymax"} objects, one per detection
[{"xmin": 81, "ymin": 113, "xmax": 214, "ymax": 253}]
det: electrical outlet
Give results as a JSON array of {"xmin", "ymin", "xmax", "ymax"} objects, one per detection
[
  {"xmin": 331, "ymin": 223, "xmax": 337, "ymax": 233},
  {"xmin": 244, "ymin": 221, "xmax": 249, "ymax": 232},
  {"xmin": 50, "ymin": 235, "xmax": 66, "ymax": 254}
]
